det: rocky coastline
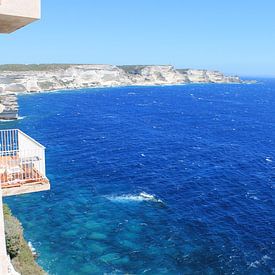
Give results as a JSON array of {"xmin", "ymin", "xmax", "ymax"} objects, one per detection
[
  {"xmin": 0, "ymin": 64, "xmax": 252, "ymax": 120},
  {"xmin": 3, "ymin": 204, "xmax": 46, "ymax": 275}
]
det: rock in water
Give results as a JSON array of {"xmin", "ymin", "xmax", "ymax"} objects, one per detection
[{"xmin": 0, "ymin": 92, "xmax": 18, "ymax": 120}]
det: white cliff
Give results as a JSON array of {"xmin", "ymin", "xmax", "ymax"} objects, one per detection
[
  {"xmin": 0, "ymin": 64, "xmax": 249, "ymax": 119},
  {"xmin": 123, "ymin": 65, "xmax": 185, "ymax": 85},
  {"xmin": 0, "ymin": 87, "xmax": 18, "ymax": 120},
  {"xmin": 0, "ymin": 64, "xmax": 246, "ymax": 94},
  {"xmin": 178, "ymin": 69, "xmax": 242, "ymax": 83},
  {"xmin": 0, "ymin": 65, "xmax": 132, "ymax": 93}
]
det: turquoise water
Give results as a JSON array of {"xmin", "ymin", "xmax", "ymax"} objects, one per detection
[{"xmin": 3, "ymin": 81, "xmax": 275, "ymax": 274}]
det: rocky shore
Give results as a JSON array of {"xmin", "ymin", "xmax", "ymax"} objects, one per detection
[
  {"xmin": 0, "ymin": 64, "xmax": 251, "ymax": 120},
  {"xmin": 0, "ymin": 92, "xmax": 18, "ymax": 120}
]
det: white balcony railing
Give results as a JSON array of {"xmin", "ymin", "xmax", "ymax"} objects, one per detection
[{"xmin": 0, "ymin": 129, "xmax": 48, "ymax": 188}]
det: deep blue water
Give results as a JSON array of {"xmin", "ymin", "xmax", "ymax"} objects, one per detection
[{"xmin": 2, "ymin": 81, "xmax": 275, "ymax": 274}]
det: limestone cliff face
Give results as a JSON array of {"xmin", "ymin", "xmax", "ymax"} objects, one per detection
[
  {"xmin": 122, "ymin": 65, "xmax": 185, "ymax": 85},
  {"xmin": 178, "ymin": 69, "xmax": 241, "ymax": 83},
  {"xmin": 0, "ymin": 64, "xmax": 248, "ymax": 119},
  {"xmin": 0, "ymin": 88, "xmax": 18, "ymax": 120},
  {"xmin": 0, "ymin": 64, "xmax": 245, "ymax": 94},
  {"xmin": 0, "ymin": 65, "xmax": 131, "ymax": 93}
]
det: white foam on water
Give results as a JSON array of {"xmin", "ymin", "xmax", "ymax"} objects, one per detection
[
  {"xmin": 265, "ymin": 157, "xmax": 272, "ymax": 162},
  {"xmin": 262, "ymin": 255, "xmax": 272, "ymax": 262},
  {"xmin": 250, "ymin": 196, "xmax": 260, "ymax": 201},
  {"xmin": 0, "ymin": 116, "xmax": 26, "ymax": 122},
  {"xmin": 27, "ymin": 241, "xmax": 37, "ymax": 256},
  {"xmin": 105, "ymin": 192, "xmax": 163, "ymax": 204},
  {"xmin": 0, "ymin": 119, "xmax": 11, "ymax": 122},
  {"xmin": 246, "ymin": 191, "xmax": 260, "ymax": 201},
  {"xmin": 248, "ymin": 260, "xmax": 261, "ymax": 269}
]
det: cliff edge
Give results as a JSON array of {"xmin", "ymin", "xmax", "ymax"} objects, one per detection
[{"xmin": 3, "ymin": 204, "xmax": 46, "ymax": 275}]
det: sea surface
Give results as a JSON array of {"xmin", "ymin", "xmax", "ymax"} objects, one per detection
[{"xmin": 3, "ymin": 80, "xmax": 275, "ymax": 274}]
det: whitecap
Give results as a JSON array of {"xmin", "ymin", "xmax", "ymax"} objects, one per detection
[
  {"xmin": 0, "ymin": 119, "xmax": 12, "ymax": 122},
  {"xmin": 105, "ymin": 192, "xmax": 164, "ymax": 204},
  {"xmin": 27, "ymin": 241, "xmax": 37, "ymax": 256},
  {"xmin": 248, "ymin": 260, "xmax": 260, "ymax": 268},
  {"xmin": 265, "ymin": 157, "xmax": 272, "ymax": 162},
  {"xmin": 246, "ymin": 192, "xmax": 260, "ymax": 201},
  {"xmin": 250, "ymin": 196, "xmax": 260, "ymax": 201},
  {"xmin": 137, "ymin": 104, "xmax": 149, "ymax": 106},
  {"xmin": 262, "ymin": 255, "xmax": 272, "ymax": 262},
  {"xmin": 0, "ymin": 116, "xmax": 26, "ymax": 122}
]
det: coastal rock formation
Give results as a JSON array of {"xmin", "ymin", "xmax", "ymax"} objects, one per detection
[
  {"xmin": 0, "ymin": 64, "xmax": 245, "ymax": 94},
  {"xmin": 0, "ymin": 64, "xmax": 248, "ymax": 119},
  {"xmin": 0, "ymin": 91, "xmax": 18, "ymax": 120},
  {"xmin": 0, "ymin": 65, "xmax": 132, "ymax": 93},
  {"xmin": 3, "ymin": 204, "xmax": 45, "ymax": 275},
  {"xmin": 120, "ymin": 65, "xmax": 185, "ymax": 85},
  {"xmin": 178, "ymin": 69, "xmax": 242, "ymax": 83}
]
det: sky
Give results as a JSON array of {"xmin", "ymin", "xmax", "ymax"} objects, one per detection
[{"xmin": 0, "ymin": 0, "xmax": 274, "ymax": 77}]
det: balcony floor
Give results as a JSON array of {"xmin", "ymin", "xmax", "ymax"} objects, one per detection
[{"xmin": 2, "ymin": 179, "xmax": 50, "ymax": 197}]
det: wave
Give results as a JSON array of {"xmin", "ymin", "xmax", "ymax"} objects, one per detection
[
  {"xmin": 27, "ymin": 241, "xmax": 37, "ymax": 257},
  {"xmin": 0, "ymin": 116, "xmax": 26, "ymax": 122},
  {"xmin": 0, "ymin": 119, "xmax": 12, "ymax": 123},
  {"xmin": 105, "ymin": 192, "xmax": 164, "ymax": 204}
]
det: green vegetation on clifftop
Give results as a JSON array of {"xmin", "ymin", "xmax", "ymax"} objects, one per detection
[{"xmin": 0, "ymin": 64, "xmax": 72, "ymax": 72}]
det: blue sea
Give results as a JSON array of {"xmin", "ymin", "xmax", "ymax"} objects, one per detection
[{"xmin": 3, "ymin": 80, "xmax": 275, "ymax": 274}]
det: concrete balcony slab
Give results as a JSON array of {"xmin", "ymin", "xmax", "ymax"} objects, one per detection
[{"xmin": 0, "ymin": 0, "xmax": 40, "ymax": 33}]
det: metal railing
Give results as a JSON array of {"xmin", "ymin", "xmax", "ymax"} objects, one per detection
[{"xmin": 0, "ymin": 129, "xmax": 47, "ymax": 187}]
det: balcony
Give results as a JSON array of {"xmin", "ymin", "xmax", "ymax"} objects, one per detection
[
  {"xmin": 0, "ymin": 0, "xmax": 40, "ymax": 33},
  {"xmin": 0, "ymin": 129, "xmax": 49, "ymax": 196}
]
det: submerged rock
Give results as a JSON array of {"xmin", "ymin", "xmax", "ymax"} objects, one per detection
[
  {"xmin": 89, "ymin": 242, "xmax": 107, "ymax": 255},
  {"xmin": 99, "ymin": 252, "xmax": 121, "ymax": 263},
  {"xmin": 88, "ymin": 232, "xmax": 107, "ymax": 241}
]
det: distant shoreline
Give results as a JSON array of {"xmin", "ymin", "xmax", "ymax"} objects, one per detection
[
  {"xmin": 16, "ymin": 81, "xmax": 254, "ymax": 96},
  {"xmin": 0, "ymin": 64, "xmax": 256, "ymax": 120}
]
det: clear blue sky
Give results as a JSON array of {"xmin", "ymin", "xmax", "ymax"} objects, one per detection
[{"xmin": 0, "ymin": 0, "xmax": 274, "ymax": 76}]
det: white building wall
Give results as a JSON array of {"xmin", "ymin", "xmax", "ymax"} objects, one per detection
[
  {"xmin": 0, "ymin": 0, "xmax": 40, "ymax": 18},
  {"xmin": 0, "ymin": 0, "xmax": 40, "ymax": 33}
]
